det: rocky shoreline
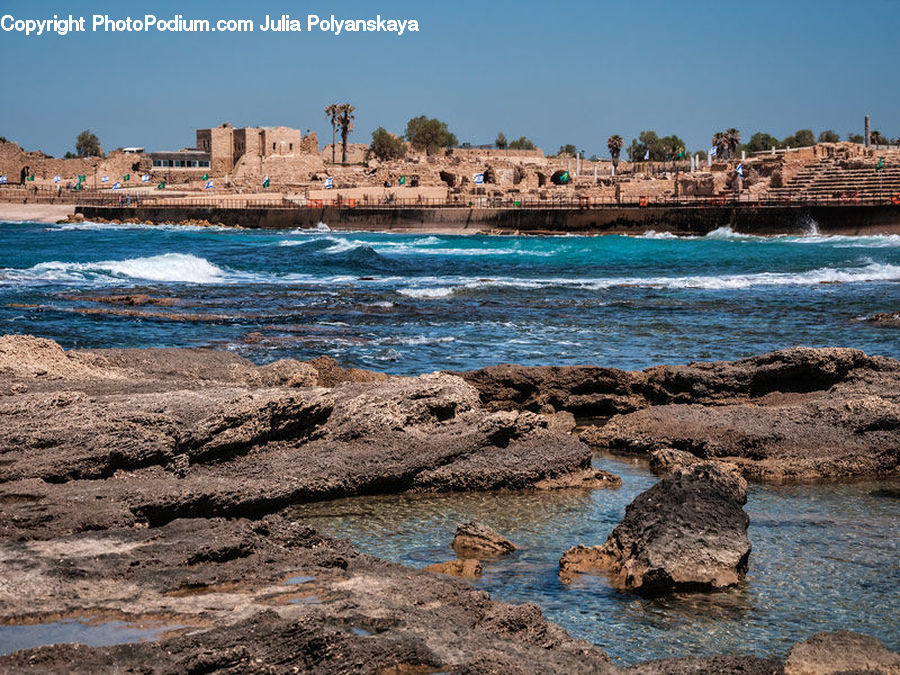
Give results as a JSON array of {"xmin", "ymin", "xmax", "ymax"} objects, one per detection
[{"xmin": 1, "ymin": 336, "xmax": 898, "ymax": 672}]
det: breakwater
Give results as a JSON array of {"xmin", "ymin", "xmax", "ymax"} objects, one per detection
[{"xmin": 74, "ymin": 203, "xmax": 900, "ymax": 235}]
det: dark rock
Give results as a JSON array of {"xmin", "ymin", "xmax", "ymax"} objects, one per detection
[
  {"xmin": 560, "ymin": 463, "xmax": 751, "ymax": 594},
  {"xmin": 423, "ymin": 558, "xmax": 483, "ymax": 578},
  {"xmin": 784, "ymin": 630, "xmax": 900, "ymax": 674},
  {"xmin": 626, "ymin": 655, "xmax": 784, "ymax": 674}
]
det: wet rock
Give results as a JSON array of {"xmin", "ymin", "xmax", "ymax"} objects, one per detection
[
  {"xmin": 535, "ymin": 468, "xmax": 622, "ymax": 489},
  {"xmin": 784, "ymin": 630, "xmax": 900, "ymax": 674},
  {"xmin": 863, "ymin": 311, "xmax": 900, "ymax": 327},
  {"xmin": 307, "ymin": 355, "xmax": 389, "ymax": 387},
  {"xmin": 423, "ymin": 558, "xmax": 483, "ymax": 578},
  {"xmin": 648, "ymin": 447, "xmax": 704, "ymax": 474},
  {"xmin": 560, "ymin": 463, "xmax": 751, "ymax": 594},
  {"xmin": 626, "ymin": 655, "xmax": 784, "ymax": 674},
  {"xmin": 452, "ymin": 521, "xmax": 518, "ymax": 557}
]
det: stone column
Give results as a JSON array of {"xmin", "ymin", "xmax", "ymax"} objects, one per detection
[{"xmin": 865, "ymin": 115, "xmax": 871, "ymax": 148}]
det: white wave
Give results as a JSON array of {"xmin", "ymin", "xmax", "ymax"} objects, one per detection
[
  {"xmin": 287, "ymin": 222, "xmax": 331, "ymax": 234},
  {"xmin": 704, "ymin": 226, "xmax": 759, "ymax": 240},
  {"xmin": 13, "ymin": 253, "xmax": 226, "ymax": 284},
  {"xmin": 413, "ymin": 236, "xmax": 443, "ymax": 245},
  {"xmin": 397, "ymin": 286, "xmax": 457, "ymax": 298},
  {"xmin": 638, "ymin": 230, "xmax": 680, "ymax": 239},
  {"xmin": 784, "ymin": 233, "xmax": 900, "ymax": 248}
]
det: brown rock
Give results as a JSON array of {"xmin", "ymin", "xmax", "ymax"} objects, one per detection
[
  {"xmin": 535, "ymin": 468, "xmax": 622, "ymax": 490},
  {"xmin": 452, "ymin": 521, "xmax": 517, "ymax": 557},
  {"xmin": 560, "ymin": 463, "xmax": 751, "ymax": 594},
  {"xmin": 784, "ymin": 631, "xmax": 900, "ymax": 674},
  {"xmin": 423, "ymin": 558, "xmax": 483, "ymax": 578}
]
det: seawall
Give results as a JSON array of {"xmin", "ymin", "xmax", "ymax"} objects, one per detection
[{"xmin": 74, "ymin": 204, "xmax": 900, "ymax": 235}]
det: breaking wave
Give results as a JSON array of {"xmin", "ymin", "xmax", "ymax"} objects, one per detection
[{"xmin": 7, "ymin": 253, "xmax": 226, "ymax": 284}]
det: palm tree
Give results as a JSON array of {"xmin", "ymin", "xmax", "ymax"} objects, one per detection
[
  {"xmin": 726, "ymin": 128, "xmax": 741, "ymax": 158},
  {"xmin": 712, "ymin": 132, "xmax": 728, "ymax": 159},
  {"xmin": 324, "ymin": 104, "xmax": 339, "ymax": 163},
  {"xmin": 607, "ymin": 134, "xmax": 624, "ymax": 174},
  {"xmin": 336, "ymin": 104, "xmax": 355, "ymax": 165}
]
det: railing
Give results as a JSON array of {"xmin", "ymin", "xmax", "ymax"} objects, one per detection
[{"xmin": 2, "ymin": 184, "xmax": 899, "ymax": 210}]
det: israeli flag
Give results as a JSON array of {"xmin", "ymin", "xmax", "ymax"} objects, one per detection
[
  {"xmin": 53, "ymin": 175, "xmax": 61, "ymax": 184},
  {"xmin": 736, "ymin": 163, "xmax": 743, "ymax": 177},
  {"xmin": 0, "ymin": 175, "xmax": 6, "ymax": 184},
  {"xmin": 324, "ymin": 176, "xmax": 334, "ymax": 189},
  {"xmin": 205, "ymin": 179, "xmax": 214, "ymax": 190},
  {"xmin": 473, "ymin": 172, "xmax": 484, "ymax": 185},
  {"xmin": 101, "ymin": 175, "xmax": 109, "ymax": 183},
  {"xmin": 112, "ymin": 181, "xmax": 121, "ymax": 190},
  {"xmin": 709, "ymin": 146, "xmax": 717, "ymax": 157},
  {"xmin": 643, "ymin": 149, "xmax": 650, "ymax": 161},
  {"xmin": 141, "ymin": 173, "xmax": 150, "ymax": 182}
]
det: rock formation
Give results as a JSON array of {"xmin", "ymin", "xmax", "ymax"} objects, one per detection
[
  {"xmin": 559, "ymin": 463, "xmax": 751, "ymax": 594},
  {"xmin": 461, "ymin": 347, "xmax": 900, "ymax": 481},
  {"xmin": 452, "ymin": 521, "xmax": 518, "ymax": 557},
  {"xmin": 783, "ymin": 631, "xmax": 900, "ymax": 675}
]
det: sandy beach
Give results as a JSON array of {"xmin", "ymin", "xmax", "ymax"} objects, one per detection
[{"xmin": 0, "ymin": 203, "xmax": 73, "ymax": 224}]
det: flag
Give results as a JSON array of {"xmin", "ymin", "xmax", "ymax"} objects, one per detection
[
  {"xmin": 677, "ymin": 149, "xmax": 685, "ymax": 159},
  {"xmin": 736, "ymin": 163, "xmax": 743, "ymax": 177},
  {"xmin": 324, "ymin": 176, "xmax": 334, "ymax": 189},
  {"xmin": 74, "ymin": 182, "xmax": 82, "ymax": 191},
  {"xmin": 53, "ymin": 175, "xmax": 61, "ymax": 183},
  {"xmin": 26, "ymin": 175, "xmax": 35, "ymax": 181},
  {"xmin": 643, "ymin": 149, "xmax": 650, "ymax": 161},
  {"xmin": 201, "ymin": 173, "xmax": 209, "ymax": 181},
  {"xmin": 78, "ymin": 174, "xmax": 86, "ymax": 183},
  {"xmin": 473, "ymin": 172, "xmax": 484, "ymax": 185},
  {"xmin": 709, "ymin": 146, "xmax": 717, "ymax": 157},
  {"xmin": 205, "ymin": 179, "xmax": 214, "ymax": 189},
  {"xmin": 101, "ymin": 176, "xmax": 109, "ymax": 183},
  {"xmin": 262, "ymin": 175, "xmax": 270, "ymax": 188},
  {"xmin": 157, "ymin": 182, "xmax": 166, "ymax": 190},
  {"xmin": 123, "ymin": 174, "xmax": 130, "ymax": 182},
  {"xmin": 112, "ymin": 181, "xmax": 121, "ymax": 189},
  {"xmin": 0, "ymin": 175, "xmax": 7, "ymax": 184},
  {"xmin": 877, "ymin": 157, "xmax": 884, "ymax": 170},
  {"xmin": 141, "ymin": 174, "xmax": 150, "ymax": 182},
  {"xmin": 398, "ymin": 175, "xmax": 406, "ymax": 186}
]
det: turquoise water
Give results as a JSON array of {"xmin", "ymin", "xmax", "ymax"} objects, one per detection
[
  {"xmin": 1, "ymin": 221, "xmax": 899, "ymax": 372},
  {"xmin": 291, "ymin": 456, "xmax": 900, "ymax": 666}
]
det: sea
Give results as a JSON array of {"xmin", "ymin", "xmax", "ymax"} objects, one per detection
[{"xmin": 1, "ymin": 220, "xmax": 899, "ymax": 371}]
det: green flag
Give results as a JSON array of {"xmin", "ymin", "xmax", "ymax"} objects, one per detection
[
  {"xmin": 677, "ymin": 149, "xmax": 685, "ymax": 159},
  {"xmin": 398, "ymin": 175, "xmax": 406, "ymax": 185},
  {"xmin": 26, "ymin": 175, "xmax": 35, "ymax": 181},
  {"xmin": 262, "ymin": 176, "xmax": 270, "ymax": 188},
  {"xmin": 123, "ymin": 174, "xmax": 130, "ymax": 181},
  {"xmin": 877, "ymin": 157, "xmax": 884, "ymax": 170},
  {"xmin": 78, "ymin": 174, "xmax": 85, "ymax": 183},
  {"xmin": 560, "ymin": 171, "xmax": 570, "ymax": 183},
  {"xmin": 74, "ymin": 182, "xmax": 82, "ymax": 191},
  {"xmin": 201, "ymin": 172, "xmax": 209, "ymax": 181},
  {"xmin": 157, "ymin": 182, "xmax": 166, "ymax": 190}
]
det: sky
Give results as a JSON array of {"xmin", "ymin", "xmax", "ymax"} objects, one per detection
[{"xmin": 1, "ymin": 0, "xmax": 898, "ymax": 158}]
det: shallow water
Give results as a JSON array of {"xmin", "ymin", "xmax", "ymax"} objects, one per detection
[
  {"xmin": 0, "ymin": 618, "xmax": 181, "ymax": 656},
  {"xmin": 290, "ymin": 456, "xmax": 900, "ymax": 665},
  {"xmin": 2, "ymin": 221, "xmax": 899, "ymax": 373}
]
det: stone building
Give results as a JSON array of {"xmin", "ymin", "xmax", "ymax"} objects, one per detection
[{"xmin": 195, "ymin": 124, "xmax": 314, "ymax": 175}]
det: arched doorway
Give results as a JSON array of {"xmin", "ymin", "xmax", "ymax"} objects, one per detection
[{"xmin": 20, "ymin": 166, "xmax": 30, "ymax": 184}]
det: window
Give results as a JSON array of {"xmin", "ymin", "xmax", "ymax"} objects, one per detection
[
  {"xmin": 200, "ymin": 161, "xmax": 210, "ymax": 167},
  {"xmin": 289, "ymin": 143, "xmax": 293, "ymax": 151},
  {"xmin": 272, "ymin": 143, "xmax": 276, "ymax": 151}
]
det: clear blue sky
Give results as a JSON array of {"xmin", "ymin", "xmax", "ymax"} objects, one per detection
[{"xmin": 1, "ymin": 0, "xmax": 897, "ymax": 158}]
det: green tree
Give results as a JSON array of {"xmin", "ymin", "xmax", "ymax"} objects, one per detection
[
  {"xmin": 847, "ymin": 133, "xmax": 864, "ymax": 144},
  {"xmin": 745, "ymin": 132, "xmax": 780, "ymax": 153},
  {"xmin": 0, "ymin": 136, "xmax": 7, "ymax": 144},
  {"xmin": 870, "ymin": 130, "xmax": 887, "ymax": 145},
  {"xmin": 508, "ymin": 136, "xmax": 536, "ymax": 150},
  {"xmin": 556, "ymin": 143, "xmax": 577, "ymax": 157},
  {"xmin": 495, "ymin": 132, "xmax": 507, "ymax": 150},
  {"xmin": 75, "ymin": 129, "xmax": 103, "ymax": 158},
  {"xmin": 818, "ymin": 130, "xmax": 840, "ymax": 143},
  {"xmin": 336, "ymin": 103, "xmax": 355, "ymax": 164},
  {"xmin": 792, "ymin": 129, "xmax": 816, "ymax": 147},
  {"xmin": 607, "ymin": 134, "xmax": 624, "ymax": 172},
  {"xmin": 369, "ymin": 127, "xmax": 407, "ymax": 161},
  {"xmin": 405, "ymin": 116, "xmax": 457, "ymax": 154},
  {"xmin": 324, "ymin": 104, "xmax": 340, "ymax": 163},
  {"xmin": 64, "ymin": 151, "xmax": 76, "ymax": 159},
  {"xmin": 711, "ymin": 131, "xmax": 728, "ymax": 158}
]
